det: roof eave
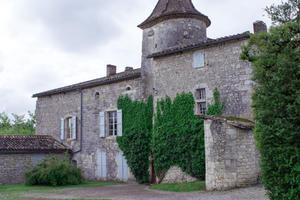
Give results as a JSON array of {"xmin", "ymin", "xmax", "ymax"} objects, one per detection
[{"xmin": 32, "ymin": 72, "xmax": 141, "ymax": 98}]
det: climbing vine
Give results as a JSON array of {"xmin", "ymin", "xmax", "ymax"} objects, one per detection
[
  {"xmin": 206, "ymin": 88, "xmax": 225, "ymax": 116},
  {"xmin": 116, "ymin": 95, "xmax": 153, "ymax": 183},
  {"xmin": 152, "ymin": 93, "xmax": 205, "ymax": 180}
]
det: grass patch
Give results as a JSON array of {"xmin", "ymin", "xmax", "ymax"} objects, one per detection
[
  {"xmin": 149, "ymin": 181, "xmax": 205, "ymax": 192},
  {"xmin": 0, "ymin": 182, "xmax": 118, "ymax": 200}
]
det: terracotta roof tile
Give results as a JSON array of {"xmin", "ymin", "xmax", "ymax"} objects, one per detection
[
  {"xmin": 147, "ymin": 32, "xmax": 250, "ymax": 58},
  {"xmin": 33, "ymin": 68, "xmax": 141, "ymax": 98},
  {"xmin": 0, "ymin": 135, "xmax": 69, "ymax": 153},
  {"xmin": 138, "ymin": 0, "xmax": 211, "ymax": 29}
]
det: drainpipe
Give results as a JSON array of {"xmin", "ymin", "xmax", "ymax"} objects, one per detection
[{"xmin": 73, "ymin": 89, "xmax": 83, "ymax": 154}]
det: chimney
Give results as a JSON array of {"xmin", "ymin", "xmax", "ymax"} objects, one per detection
[
  {"xmin": 106, "ymin": 64, "xmax": 116, "ymax": 76},
  {"xmin": 253, "ymin": 21, "xmax": 267, "ymax": 34},
  {"xmin": 125, "ymin": 67, "xmax": 133, "ymax": 72}
]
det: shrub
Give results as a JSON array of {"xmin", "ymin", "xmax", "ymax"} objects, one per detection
[{"xmin": 25, "ymin": 157, "xmax": 83, "ymax": 186}]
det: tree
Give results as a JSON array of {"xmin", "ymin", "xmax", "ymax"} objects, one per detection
[
  {"xmin": 240, "ymin": 1, "xmax": 300, "ymax": 199},
  {"xmin": 266, "ymin": 0, "xmax": 300, "ymax": 25}
]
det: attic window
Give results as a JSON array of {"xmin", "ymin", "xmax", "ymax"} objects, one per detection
[{"xmin": 95, "ymin": 92, "xmax": 100, "ymax": 99}]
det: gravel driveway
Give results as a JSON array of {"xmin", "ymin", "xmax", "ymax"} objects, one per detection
[{"xmin": 25, "ymin": 184, "xmax": 268, "ymax": 200}]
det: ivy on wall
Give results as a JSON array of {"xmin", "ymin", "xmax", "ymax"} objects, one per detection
[
  {"xmin": 116, "ymin": 95, "xmax": 153, "ymax": 183},
  {"xmin": 206, "ymin": 88, "xmax": 225, "ymax": 116},
  {"xmin": 152, "ymin": 93, "xmax": 205, "ymax": 180}
]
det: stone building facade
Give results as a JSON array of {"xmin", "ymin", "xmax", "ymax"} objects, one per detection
[{"xmin": 33, "ymin": 0, "xmax": 264, "ymax": 187}]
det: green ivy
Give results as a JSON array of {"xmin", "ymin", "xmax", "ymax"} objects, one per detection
[
  {"xmin": 152, "ymin": 93, "xmax": 205, "ymax": 180},
  {"xmin": 116, "ymin": 95, "xmax": 153, "ymax": 183},
  {"xmin": 206, "ymin": 88, "xmax": 225, "ymax": 116}
]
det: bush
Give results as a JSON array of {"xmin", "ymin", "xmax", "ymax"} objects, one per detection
[
  {"xmin": 25, "ymin": 157, "xmax": 83, "ymax": 186},
  {"xmin": 241, "ymin": 22, "xmax": 300, "ymax": 199}
]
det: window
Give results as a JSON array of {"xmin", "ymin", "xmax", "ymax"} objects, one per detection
[
  {"xmin": 108, "ymin": 111, "xmax": 117, "ymax": 136},
  {"xmin": 99, "ymin": 110, "xmax": 122, "ymax": 138},
  {"xmin": 193, "ymin": 51, "xmax": 205, "ymax": 68},
  {"xmin": 60, "ymin": 116, "xmax": 76, "ymax": 140},
  {"xmin": 195, "ymin": 88, "xmax": 206, "ymax": 114}
]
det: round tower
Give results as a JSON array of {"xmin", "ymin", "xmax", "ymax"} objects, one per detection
[
  {"xmin": 139, "ymin": 0, "xmax": 211, "ymax": 97},
  {"xmin": 139, "ymin": 0, "xmax": 211, "ymax": 53}
]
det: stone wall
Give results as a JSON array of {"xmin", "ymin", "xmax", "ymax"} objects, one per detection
[
  {"xmin": 160, "ymin": 166, "xmax": 197, "ymax": 184},
  {"xmin": 35, "ymin": 77, "xmax": 143, "ymax": 182},
  {"xmin": 150, "ymin": 39, "xmax": 253, "ymax": 119},
  {"xmin": 0, "ymin": 153, "xmax": 64, "ymax": 185},
  {"xmin": 204, "ymin": 118, "xmax": 260, "ymax": 191}
]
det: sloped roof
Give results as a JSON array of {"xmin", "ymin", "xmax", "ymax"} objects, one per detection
[
  {"xmin": 33, "ymin": 68, "xmax": 141, "ymax": 98},
  {"xmin": 138, "ymin": 0, "xmax": 211, "ymax": 29},
  {"xmin": 147, "ymin": 32, "xmax": 250, "ymax": 58},
  {"xmin": 0, "ymin": 135, "xmax": 69, "ymax": 153}
]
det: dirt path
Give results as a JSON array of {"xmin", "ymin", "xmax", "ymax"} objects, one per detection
[{"xmin": 25, "ymin": 184, "xmax": 268, "ymax": 200}]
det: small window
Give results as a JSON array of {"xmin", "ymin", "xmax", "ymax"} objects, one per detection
[
  {"xmin": 107, "ymin": 111, "xmax": 117, "ymax": 136},
  {"xmin": 95, "ymin": 92, "xmax": 100, "ymax": 99},
  {"xmin": 195, "ymin": 88, "xmax": 207, "ymax": 114},
  {"xmin": 126, "ymin": 86, "xmax": 131, "ymax": 91},
  {"xmin": 64, "ymin": 117, "xmax": 76, "ymax": 140},
  {"xmin": 193, "ymin": 51, "xmax": 205, "ymax": 68}
]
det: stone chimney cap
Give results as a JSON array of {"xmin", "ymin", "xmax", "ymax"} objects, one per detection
[
  {"xmin": 125, "ymin": 67, "xmax": 134, "ymax": 71},
  {"xmin": 107, "ymin": 64, "xmax": 117, "ymax": 76},
  {"xmin": 253, "ymin": 21, "xmax": 267, "ymax": 34}
]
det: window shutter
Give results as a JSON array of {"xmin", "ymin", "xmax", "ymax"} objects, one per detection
[
  {"xmin": 118, "ymin": 151, "xmax": 123, "ymax": 179},
  {"xmin": 117, "ymin": 110, "xmax": 122, "ymax": 136},
  {"xmin": 60, "ymin": 118, "xmax": 64, "ymax": 140},
  {"xmin": 99, "ymin": 112, "xmax": 105, "ymax": 137},
  {"xmin": 101, "ymin": 152, "xmax": 107, "ymax": 178},
  {"xmin": 72, "ymin": 116, "xmax": 77, "ymax": 140},
  {"xmin": 193, "ymin": 51, "xmax": 205, "ymax": 68}
]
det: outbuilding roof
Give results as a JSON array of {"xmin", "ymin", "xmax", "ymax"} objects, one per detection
[
  {"xmin": 138, "ymin": 0, "xmax": 211, "ymax": 29},
  {"xmin": 147, "ymin": 32, "xmax": 250, "ymax": 58},
  {"xmin": 33, "ymin": 68, "xmax": 141, "ymax": 98},
  {"xmin": 0, "ymin": 135, "xmax": 69, "ymax": 153}
]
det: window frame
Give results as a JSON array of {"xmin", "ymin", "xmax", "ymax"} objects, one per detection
[
  {"xmin": 193, "ymin": 50, "xmax": 205, "ymax": 68},
  {"xmin": 195, "ymin": 88, "xmax": 207, "ymax": 114},
  {"xmin": 107, "ymin": 111, "xmax": 118, "ymax": 136}
]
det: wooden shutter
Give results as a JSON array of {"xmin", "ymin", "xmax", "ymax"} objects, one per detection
[
  {"xmin": 117, "ymin": 110, "xmax": 122, "ymax": 136},
  {"xmin": 60, "ymin": 118, "xmax": 64, "ymax": 140},
  {"xmin": 118, "ymin": 151, "xmax": 128, "ymax": 180},
  {"xmin": 193, "ymin": 51, "xmax": 205, "ymax": 68},
  {"xmin": 97, "ymin": 151, "xmax": 107, "ymax": 178},
  {"xmin": 99, "ymin": 112, "xmax": 105, "ymax": 137},
  {"xmin": 72, "ymin": 116, "xmax": 77, "ymax": 140}
]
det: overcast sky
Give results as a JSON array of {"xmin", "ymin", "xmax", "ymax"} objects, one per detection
[{"xmin": 0, "ymin": 0, "xmax": 281, "ymax": 117}]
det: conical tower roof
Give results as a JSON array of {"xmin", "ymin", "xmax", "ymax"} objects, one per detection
[{"xmin": 138, "ymin": 0, "xmax": 211, "ymax": 29}]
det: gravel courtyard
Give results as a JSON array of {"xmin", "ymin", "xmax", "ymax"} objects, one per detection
[{"xmin": 25, "ymin": 184, "xmax": 268, "ymax": 200}]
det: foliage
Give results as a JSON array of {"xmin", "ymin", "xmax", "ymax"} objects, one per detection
[
  {"xmin": 152, "ymin": 93, "xmax": 205, "ymax": 180},
  {"xmin": 266, "ymin": 0, "xmax": 300, "ymax": 25},
  {"xmin": 0, "ymin": 111, "xmax": 36, "ymax": 135},
  {"xmin": 116, "ymin": 95, "xmax": 153, "ymax": 183},
  {"xmin": 25, "ymin": 157, "xmax": 83, "ymax": 186},
  {"xmin": 240, "ymin": 15, "xmax": 300, "ymax": 200},
  {"xmin": 206, "ymin": 88, "xmax": 225, "ymax": 115},
  {"xmin": 149, "ymin": 181, "xmax": 206, "ymax": 192}
]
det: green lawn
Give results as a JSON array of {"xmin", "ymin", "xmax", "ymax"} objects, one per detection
[
  {"xmin": 0, "ymin": 182, "xmax": 116, "ymax": 200},
  {"xmin": 149, "ymin": 181, "xmax": 206, "ymax": 192}
]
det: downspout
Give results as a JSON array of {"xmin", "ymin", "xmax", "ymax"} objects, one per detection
[{"xmin": 73, "ymin": 89, "xmax": 83, "ymax": 154}]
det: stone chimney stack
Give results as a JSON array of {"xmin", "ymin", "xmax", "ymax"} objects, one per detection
[
  {"xmin": 125, "ymin": 67, "xmax": 133, "ymax": 72},
  {"xmin": 106, "ymin": 64, "xmax": 116, "ymax": 76},
  {"xmin": 253, "ymin": 21, "xmax": 267, "ymax": 33}
]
